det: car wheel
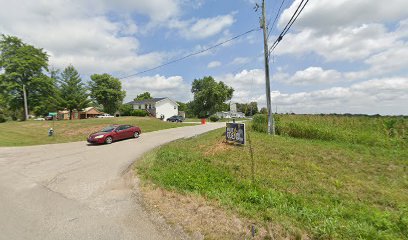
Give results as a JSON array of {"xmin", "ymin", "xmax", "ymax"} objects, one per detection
[
  {"xmin": 105, "ymin": 136, "xmax": 113, "ymax": 144},
  {"xmin": 133, "ymin": 131, "xmax": 140, "ymax": 138}
]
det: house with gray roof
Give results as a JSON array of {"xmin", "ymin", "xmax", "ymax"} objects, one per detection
[{"xmin": 126, "ymin": 97, "xmax": 178, "ymax": 120}]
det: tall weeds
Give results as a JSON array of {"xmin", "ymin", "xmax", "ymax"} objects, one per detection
[{"xmin": 251, "ymin": 114, "xmax": 407, "ymax": 148}]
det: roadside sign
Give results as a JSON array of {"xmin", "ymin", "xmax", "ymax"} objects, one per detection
[{"xmin": 226, "ymin": 123, "xmax": 245, "ymax": 145}]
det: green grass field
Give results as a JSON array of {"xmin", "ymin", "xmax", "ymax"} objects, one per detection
[
  {"xmin": 0, "ymin": 117, "xmax": 196, "ymax": 146},
  {"xmin": 137, "ymin": 115, "xmax": 408, "ymax": 239}
]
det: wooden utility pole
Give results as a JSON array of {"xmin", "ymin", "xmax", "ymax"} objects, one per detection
[
  {"xmin": 23, "ymin": 84, "xmax": 29, "ymax": 121},
  {"xmin": 261, "ymin": 0, "xmax": 275, "ymax": 135}
]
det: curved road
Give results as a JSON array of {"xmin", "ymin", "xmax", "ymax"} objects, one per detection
[{"xmin": 0, "ymin": 123, "xmax": 224, "ymax": 240}]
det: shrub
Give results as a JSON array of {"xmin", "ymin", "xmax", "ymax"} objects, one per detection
[
  {"xmin": 209, "ymin": 115, "xmax": 220, "ymax": 122},
  {"xmin": 119, "ymin": 104, "xmax": 134, "ymax": 116},
  {"xmin": 0, "ymin": 114, "xmax": 6, "ymax": 123},
  {"xmin": 131, "ymin": 110, "xmax": 148, "ymax": 117},
  {"xmin": 252, "ymin": 114, "xmax": 268, "ymax": 133}
]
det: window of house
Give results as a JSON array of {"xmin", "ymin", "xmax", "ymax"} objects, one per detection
[
  {"xmin": 138, "ymin": 105, "xmax": 141, "ymax": 110},
  {"xmin": 174, "ymin": 106, "xmax": 176, "ymax": 109}
]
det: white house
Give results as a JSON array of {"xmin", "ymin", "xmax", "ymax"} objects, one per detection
[
  {"xmin": 216, "ymin": 102, "xmax": 245, "ymax": 119},
  {"xmin": 126, "ymin": 97, "xmax": 178, "ymax": 120}
]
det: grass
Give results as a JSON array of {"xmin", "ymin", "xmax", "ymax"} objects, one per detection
[
  {"xmin": 0, "ymin": 116, "xmax": 196, "ymax": 146},
  {"xmin": 137, "ymin": 115, "xmax": 408, "ymax": 239}
]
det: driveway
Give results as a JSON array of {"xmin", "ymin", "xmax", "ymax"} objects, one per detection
[{"xmin": 0, "ymin": 122, "xmax": 225, "ymax": 240}]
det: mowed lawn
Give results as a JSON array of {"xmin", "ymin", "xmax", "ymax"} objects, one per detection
[
  {"xmin": 0, "ymin": 116, "xmax": 195, "ymax": 147},
  {"xmin": 137, "ymin": 115, "xmax": 408, "ymax": 239}
]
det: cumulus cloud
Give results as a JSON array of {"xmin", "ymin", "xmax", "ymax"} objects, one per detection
[
  {"xmin": 207, "ymin": 61, "xmax": 221, "ymax": 68},
  {"xmin": 231, "ymin": 57, "xmax": 251, "ymax": 65},
  {"xmin": 170, "ymin": 14, "xmax": 235, "ymax": 40},
  {"xmin": 274, "ymin": 0, "xmax": 408, "ymax": 63},
  {"xmin": 0, "ymin": 0, "xmax": 170, "ymax": 75},
  {"xmin": 269, "ymin": 77, "xmax": 408, "ymax": 114},
  {"xmin": 274, "ymin": 23, "xmax": 401, "ymax": 61},
  {"xmin": 283, "ymin": 67, "xmax": 342, "ymax": 85},
  {"xmin": 121, "ymin": 74, "xmax": 191, "ymax": 102},
  {"xmin": 216, "ymin": 69, "xmax": 408, "ymax": 115},
  {"xmin": 278, "ymin": 0, "xmax": 408, "ymax": 33}
]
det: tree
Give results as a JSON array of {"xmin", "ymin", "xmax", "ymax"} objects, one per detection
[
  {"xmin": 134, "ymin": 92, "xmax": 152, "ymax": 101},
  {"xmin": 89, "ymin": 73, "xmax": 126, "ymax": 115},
  {"xmin": 190, "ymin": 76, "xmax": 234, "ymax": 118},
  {"xmin": 237, "ymin": 102, "xmax": 259, "ymax": 116},
  {"xmin": 260, "ymin": 107, "xmax": 268, "ymax": 114},
  {"xmin": 176, "ymin": 101, "xmax": 187, "ymax": 112},
  {"xmin": 59, "ymin": 65, "xmax": 90, "ymax": 119},
  {"xmin": 0, "ymin": 35, "xmax": 52, "ymax": 120}
]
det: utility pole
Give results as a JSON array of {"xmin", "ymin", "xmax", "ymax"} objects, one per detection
[
  {"xmin": 23, "ymin": 84, "xmax": 29, "ymax": 121},
  {"xmin": 260, "ymin": 0, "xmax": 275, "ymax": 135}
]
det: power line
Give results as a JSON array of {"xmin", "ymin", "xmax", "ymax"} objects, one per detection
[
  {"xmin": 117, "ymin": 28, "xmax": 261, "ymax": 80},
  {"xmin": 269, "ymin": 0, "xmax": 309, "ymax": 53},
  {"xmin": 267, "ymin": 0, "xmax": 286, "ymax": 40}
]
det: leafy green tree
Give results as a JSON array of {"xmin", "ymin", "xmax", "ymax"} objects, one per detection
[
  {"xmin": 89, "ymin": 73, "xmax": 126, "ymax": 115},
  {"xmin": 59, "ymin": 65, "xmax": 89, "ymax": 119},
  {"xmin": 190, "ymin": 76, "xmax": 234, "ymax": 117},
  {"xmin": 134, "ymin": 92, "xmax": 152, "ymax": 101},
  {"xmin": 237, "ymin": 102, "xmax": 259, "ymax": 116},
  {"xmin": 260, "ymin": 107, "xmax": 268, "ymax": 114},
  {"xmin": 176, "ymin": 101, "xmax": 187, "ymax": 112},
  {"xmin": 0, "ymin": 35, "xmax": 53, "ymax": 120}
]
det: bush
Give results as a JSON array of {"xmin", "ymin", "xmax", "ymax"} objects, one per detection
[
  {"xmin": 209, "ymin": 115, "xmax": 220, "ymax": 122},
  {"xmin": 119, "ymin": 104, "xmax": 134, "ymax": 116},
  {"xmin": 252, "ymin": 114, "xmax": 268, "ymax": 133},
  {"xmin": 0, "ymin": 114, "xmax": 6, "ymax": 123},
  {"xmin": 131, "ymin": 110, "xmax": 148, "ymax": 117}
]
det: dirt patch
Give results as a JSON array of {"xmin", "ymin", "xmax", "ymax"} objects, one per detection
[
  {"xmin": 139, "ymin": 183, "xmax": 295, "ymax": 240},
  {"xmin": 203, "ymin": 140, "xmax": 234, "ymax": 156}
]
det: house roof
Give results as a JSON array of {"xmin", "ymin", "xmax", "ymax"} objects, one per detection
[{"xmin": 126, "ymin": 97, "xmax": 178, "ymax": 106}]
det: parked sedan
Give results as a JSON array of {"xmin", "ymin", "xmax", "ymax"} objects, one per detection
[
  {"xmin": 166, "ymin": 115, "xmax": 184, "ymax": 122},
  {"xmin": 87, "ymin": 124, "xmax": 141, "ymax": 144}
]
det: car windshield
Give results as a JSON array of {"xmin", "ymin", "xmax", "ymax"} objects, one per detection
[{"xmin": 100, "ymin": 126, "xmax": 115, "ymax": 132}]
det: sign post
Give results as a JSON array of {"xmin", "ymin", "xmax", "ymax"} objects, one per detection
[{"xmin": 226, "ymin": 122, "xmax": 246, "ymax": 145}]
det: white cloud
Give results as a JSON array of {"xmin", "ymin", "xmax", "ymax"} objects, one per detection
[
  {"xmin": 172, "ymin": 14, "xmax": 235, "ymax": 40},
  {"xmin": 278, "ymin": 0, "xmax": 408, "ymax": 33},
  {"xmin": 121, "ymin": 74, "xmax": 191, "ymax": 102},
  {"xmin": 0, "ymin": 0, "xmax": 169, "ymax": 75},
  {"xmin": 207, "ymin": 61, "xmax": 221, "ymax": 68},
  {"xmin": 216, "ymin": 69, "xmax": 408, "ymax": 115},
  {"xmin": 274, "ymin": 23, "xmax": 400, "ymax": 61},
  {"xmin": 271, "ymin": 78, "xmax": 408, "ymax": 114},
  {"xmin": 283, "ymin": 67, "xmax": 342, "ymax": 85},
  {"xmin": 274, "ymin": 0, "xmax": 408, "ymax": 63},
  {"xmin": 231, "ymin": 57, "xmax": 251, "ymax": 65}
]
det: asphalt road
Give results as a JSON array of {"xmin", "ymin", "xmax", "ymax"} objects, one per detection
[{"xmin": 0, "ymin": 122, "xmax": 225, "ymax": 240}]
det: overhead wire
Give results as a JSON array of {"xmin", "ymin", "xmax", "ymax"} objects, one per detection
[
  {"xmin": 269, "ymin": 0, "xmax": 309, "ymax": 53},
  {"xmin": 117, "ymin": 27, "xmax": 261, "ymax": 80},
  {"xmin": 267, "ymin": 0, "xmax": 286, "ymax": 40}
]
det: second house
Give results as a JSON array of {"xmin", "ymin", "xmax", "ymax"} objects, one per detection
[{"xmin": 126, "ymin": 97, "xmax": 178, "ymax": 121}]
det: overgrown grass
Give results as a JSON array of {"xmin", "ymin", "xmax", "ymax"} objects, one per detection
[
  {"xmin": 137, "ymin": 115, "xmax": 408, "ymax": 239},
  {"xmin": 252, "ymin": 114, "xmax": 407, "ymax": 148},
  {"xmin": 0, "ymin": 117, "xmax": 195, "ymax": 146}
]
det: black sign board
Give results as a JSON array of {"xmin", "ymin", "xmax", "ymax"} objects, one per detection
[{"xmin": 226, "ymin": 123, "xmax": 246, "ymax": 145}]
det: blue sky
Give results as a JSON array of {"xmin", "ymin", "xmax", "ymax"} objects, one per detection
[{"xmin": 1, "ymin": 0, "xmax": 407, "ymax": 114}]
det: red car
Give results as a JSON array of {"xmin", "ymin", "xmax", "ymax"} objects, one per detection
[{"xmin": 87, "ymin": 124, "xmax": 141, "ymax": 144}]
